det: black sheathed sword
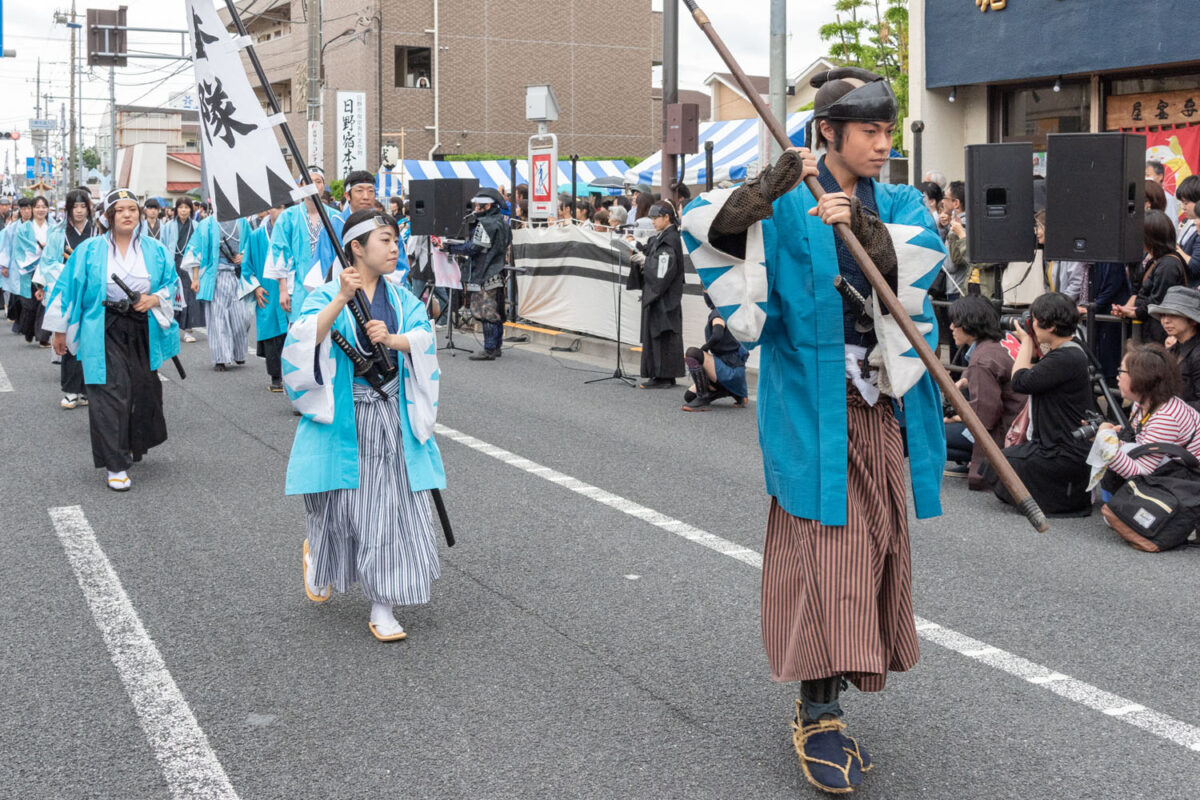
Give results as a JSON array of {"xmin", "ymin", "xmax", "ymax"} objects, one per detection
[
  {"xmin": 328, "ymin": 330, "xmax": 454, "ymax": 547},
  {"xmin": 108, "ymin": 273, "xmax": 187, "ymax": 380}
]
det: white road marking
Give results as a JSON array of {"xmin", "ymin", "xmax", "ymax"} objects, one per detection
[
  {"xmin": 435, "ymin": 424, "xmax": 1200, "ymax": 754},
  {"xmin": 48, "ymin": 506, "xmax": 240, "ymax": 800},
  {"xmin": 0, "ymin": 359, "xmax": 11, "ymax": 392}
]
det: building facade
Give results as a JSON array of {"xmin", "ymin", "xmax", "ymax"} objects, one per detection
[
  {"xmin": 907, "ymin": 0, "xmax": 1200, "ymax": 183},
  {"xmin": 232, "ymin": 0, "xmax": 662, "ymax": 179}
]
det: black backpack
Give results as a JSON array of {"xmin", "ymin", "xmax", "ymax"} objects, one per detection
[{"xmin": 1101, "ymin": 442, "xmax": 1200, "ymax": 552}]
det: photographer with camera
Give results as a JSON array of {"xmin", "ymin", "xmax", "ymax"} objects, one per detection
[
  {"xmin": 943, "ymin": 296, "xmax": 1027, "ymax": 489},
  {"xmin": 984, "ymin": 292, "xmax": 1096, "ymax": 515}
]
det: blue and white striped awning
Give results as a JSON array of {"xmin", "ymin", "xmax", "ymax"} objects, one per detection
[
  {"xmin": 625, "ymin": 112, "xmax": 812, "ymax": 187},
  {"xmin": 375, "ymin": 159, "xmax": 629, "ymax": 197}
]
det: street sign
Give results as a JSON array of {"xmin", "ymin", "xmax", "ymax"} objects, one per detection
[
  {"xmin": 29, "ymin": 119, "xmax": 57, "ymax": 131},
  {"xmin": 528, "ymin": 134, "xmax": 558, "ymax": 221},
  {"xmin": 25, "ymin": 157, "xmax": 34, "ymax": 181}
]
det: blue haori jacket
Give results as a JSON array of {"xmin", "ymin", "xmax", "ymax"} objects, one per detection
[
  {"xmin": 8, "ymin": 220, "xmax": 42, "ymax": 298},
  {"xmin": 0, "ymin": 223, "xmax": 19, "ymax": 296},
  {"xmin": 242, "ymin": 220, "xmax": 289, "ymax": 341},
  {"xmin": 43, "ymin": 235, "xmax": 180, "ymax": 385},
  {"xmin": 281, "ymin": 279, "xmax": 445, "ymax": 496},
  {"xmin": 33, "ymin": 222, "xmax": 70, "ymax": 299},
  {"xmin": 680, "ymin": 178, "xmax": 948, "ymax": 527},
  {"xmin": 182, "ymin": 215, "xmax": 254, "ymax": 302},
  {"xmin": 266, "ymin": 203, "xmax": 344, "ymax": 323}
]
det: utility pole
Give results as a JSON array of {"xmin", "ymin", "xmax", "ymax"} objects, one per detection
[
  {"xmin": 768, "ymin": 0, "xmax": 786, "ymax": 162},
  {"xmin": 306, "ymin": 0, "xmax": 322, "ymax": 166},
  {"xmin": 69, "ymin": 0, "xmax": 78, "ymax": 188},
  {"xmin": 661, "ymin": 0, "xmax": 678, "ymax": 203},
  {"xmin": 109, "ymin": 65, "xmax": 116, "ymax": 180}
]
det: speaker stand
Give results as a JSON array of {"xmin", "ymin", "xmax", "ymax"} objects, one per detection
[{"xmin": 433, "ymin": 240, "xmax": 472, "ymax": 356}]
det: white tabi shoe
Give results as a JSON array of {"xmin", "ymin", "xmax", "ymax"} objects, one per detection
[
  {"xmin": 61, "ymin": 394, "xmax": 79, "ymax": 409},
  {"xmin": 106, "ymin": 471, "xmax": 131, "ymax": 492}
]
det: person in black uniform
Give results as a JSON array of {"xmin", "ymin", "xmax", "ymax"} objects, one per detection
[{"xmin": 627, "ymin": 203, "xmax": 685, "ymax": 389}]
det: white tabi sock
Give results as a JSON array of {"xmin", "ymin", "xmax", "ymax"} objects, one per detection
[
  {"xmin": 107, "ymin": 470, "xmax": 128, "ymax": 482},
  {"xmin": 370, "ymin": 603, "xmax": 402, "ymax": 633},
  {"xmin": 304, "ymin": 544, "xmax": 326, "ymax": 597}
]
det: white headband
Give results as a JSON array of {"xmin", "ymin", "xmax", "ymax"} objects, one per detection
[{"xmin": 341, "ymin": 215, "xmax": 391, "ymax": 246}]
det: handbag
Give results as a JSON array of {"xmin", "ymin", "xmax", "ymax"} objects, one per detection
[{"xmin": 1101, "ymin": 442, "xmax": 1200, "ymax": 552}]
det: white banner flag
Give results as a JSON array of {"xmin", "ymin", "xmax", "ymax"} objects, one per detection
[
  {"xmin": 336, "ymin": 91, "xmax": 367, "ymax": 179},
  {"xmin": 187, "ymin": 0, "xmax": 300, "ymax": 221}
]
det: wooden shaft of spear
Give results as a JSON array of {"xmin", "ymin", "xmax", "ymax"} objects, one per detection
[{"xmin": 680, "ymin": 0, "xmax": 1048, "ymax": 533}]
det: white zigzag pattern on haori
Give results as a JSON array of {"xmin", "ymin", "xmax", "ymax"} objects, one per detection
[
  {"xmin": 281, "ymin": 313, "xmax": 338, "ymax": 423},
  {"xmin": 679, "ymin": 188, "xmax": 768, "ymax": 346},
  {"xmin": 871, "ymin": 223, "xmax": 947, "ymax": 398}
]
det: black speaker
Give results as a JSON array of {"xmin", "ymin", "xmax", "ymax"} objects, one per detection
[
  {"xmin": 408, "ymin": 178, "xmax": 479, "ymax": 238},
  {"xmin": 1045, "ymin": 132, "xmax": 1145, "ymax": 263},
  {"xmin": 964, "ymin": 142, "xmax": 1035, "ymax": 263}
]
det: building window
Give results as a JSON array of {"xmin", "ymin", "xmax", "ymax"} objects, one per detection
[
  {"xmin": 996, "ymin": 82, "xmax": 1090, "ymax": 151},
  {"xmin": 256, "ymin": 80, "xmax": 291, "ymax": 114},
  {"xmin": 394, "ymin": 46, "xmax": 432, "ymax": 89}
]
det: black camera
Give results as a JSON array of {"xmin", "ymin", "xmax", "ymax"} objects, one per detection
[
  {"xmin": 1071, "ymin": 410, "xmax": 1106, "ymax": 441},
  {"xmin": 1000, "ymin": 311, "xmax": 1032, "ymax": 333}
]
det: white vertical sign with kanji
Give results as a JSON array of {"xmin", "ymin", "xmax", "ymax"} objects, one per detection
[
  {"xmin": 307, "ymin": 120, "xmax": 323, "ymax": 170},
  {"xmin": 336, "ymin": 91, "xmax": 367, "ymax": 179}
]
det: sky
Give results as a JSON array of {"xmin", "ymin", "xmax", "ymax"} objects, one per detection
[{"xmin": 0, "ymin": 0, "xmax": 833, "ymax": 171}]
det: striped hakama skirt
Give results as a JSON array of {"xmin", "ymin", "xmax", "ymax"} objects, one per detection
[
  {"xmin": 761, "ymin": 387, "xmax": 920, "ymax": 692},
  {"xmin": 303, "ymin": 377, "xmax": 440, "ymax": 606},
  {"xmin": 205, "ymin": 268, "xmax": 247, "ymax": 366}
]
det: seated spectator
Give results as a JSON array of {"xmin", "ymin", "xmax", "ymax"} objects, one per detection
[
  {"xmin": 985, "ymin": 292, "xmax": 1096, "ymax": 515},
  {"xmin": 943, "ymin": 296, "xmax": 1028, "ymax": 489},
  {"xmin": 1150, "ymin": 285, "xmax": 1200, "ymax": 411},
  {"xmin": 1176, "ymin": 174, "xmax": 1200, "ymax": 286},
  {"xmin": 682, "ymin": 293, "xmax": 749, "ymax": 411},
  {"xmin": 1097, "ymin": 343, "xmax": 1200, "ymax": 484},
  {"xmin": 1113, "ymin": 209, "xmax": 1186, "ymax": 344}
]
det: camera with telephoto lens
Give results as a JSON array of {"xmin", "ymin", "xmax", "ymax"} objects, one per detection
[
  {"xmin": 1071, "ymin": 410, "xmax": 1106, "ymax": 441},
  {"xmin": 1000, "ymin": 310, "xmax": 1032, "ymax": 334}
]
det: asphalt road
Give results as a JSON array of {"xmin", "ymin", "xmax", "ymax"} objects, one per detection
[{"xmin": 1, "ymin": 320, "xmax": 1199, "ymax": 799}]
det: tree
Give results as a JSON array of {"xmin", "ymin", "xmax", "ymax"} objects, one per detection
[
  {"xmin": 818, "ymin": 0, "xmax": 909, "ymax": 152},
  {"xmin": 80, "ymin": 146, "xmax": 100, "ymax": 171}
]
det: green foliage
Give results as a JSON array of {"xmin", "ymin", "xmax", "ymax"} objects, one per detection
[
  {"xmin": 817, "ymin": 0, "xmax": 909, "ymax": 153},
  {"xmin": 329, "ymin": 179, "xmax": 345, "ymax": 202},
  {"xmin": 80, "ymin": 146, "xmax": 101, "ymax": 171}
]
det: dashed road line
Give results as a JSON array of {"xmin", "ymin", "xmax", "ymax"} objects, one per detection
[
  {"xmin": 435, "ymin": 423, "xmax": 1200, "ymax": 754},
  {"xmin": 0, "ymin": 359, "xmax": 11, "ymax": 392},
  {"xmin": 49, "ymin": 506, "xmax": 240, "ymax": 799}
]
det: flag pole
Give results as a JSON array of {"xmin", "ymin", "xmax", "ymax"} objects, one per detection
[
  {"xmin": 220, "ymin": 0, "xmax": 392, "ymax": 371},
  {"xmin": 680, "ymin": 0, "xmax": 1049, "ymax": 533}
]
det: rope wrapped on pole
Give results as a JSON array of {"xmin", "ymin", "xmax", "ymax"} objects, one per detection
[{"xmin": 679, "ymin": 0, "xmax": 1049, "ymax": 533}]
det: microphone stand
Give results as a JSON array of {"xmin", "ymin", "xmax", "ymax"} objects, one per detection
[
  {"xmin": 433, "ymin": 230, "xmax": 472, "ymax": 356},
  {"xmin": 585, "ymin": 232, "xmax": 636, "ymax": 386}
]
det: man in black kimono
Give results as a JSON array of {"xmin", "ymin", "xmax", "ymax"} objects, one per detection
[{"xmin": 627, "ymin": 203, "xmax": 686, "ymax": 389}]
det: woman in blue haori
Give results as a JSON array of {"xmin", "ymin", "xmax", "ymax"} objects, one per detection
[
  {"xmin": 36, "ymin": 188, "xmax": 99, "ymax": 409},
  {"xmin": 265, "ymin": 166, "xmax": 344, "ymax": 325},
  {"xmin": 45, "ymin": 189, "xmax": 179, "ymax": 492},
  {"xmin": 10, "ymin": 196, "xmax": 52, "ymax": 345},
  {"xmin": 182, "ymin": 210, "xmax": 253, "ymax": 370},
  {"xmin": 241, "ymin": 203, "xmax": 290, "ymax": 392},
  {"xmin": 0, "ymin": 198, "xmax": 33, "ymax": 330},
  {"xmin": 282, "ymin": 210, "xmax": 444, "ymax": 642}
]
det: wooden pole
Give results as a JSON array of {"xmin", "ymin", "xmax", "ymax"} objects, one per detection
[{"xmin": 680, "ymin": 0, "xmax": 1049, "ymax": 533}]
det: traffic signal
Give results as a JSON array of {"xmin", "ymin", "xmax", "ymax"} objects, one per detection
[{"xmin": 1, "ymin": 132, "xmax": 19, "ymax": 140}]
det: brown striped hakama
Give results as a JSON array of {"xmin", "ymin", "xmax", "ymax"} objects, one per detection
[{"xmin": 761, "ymin": 387, "xmax": 920, "ymax": 692}]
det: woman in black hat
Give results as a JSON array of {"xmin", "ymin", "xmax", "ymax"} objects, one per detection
[{"xmin": 1150, "ymin": 284, "xmax": 1200, "ymax": 411}]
